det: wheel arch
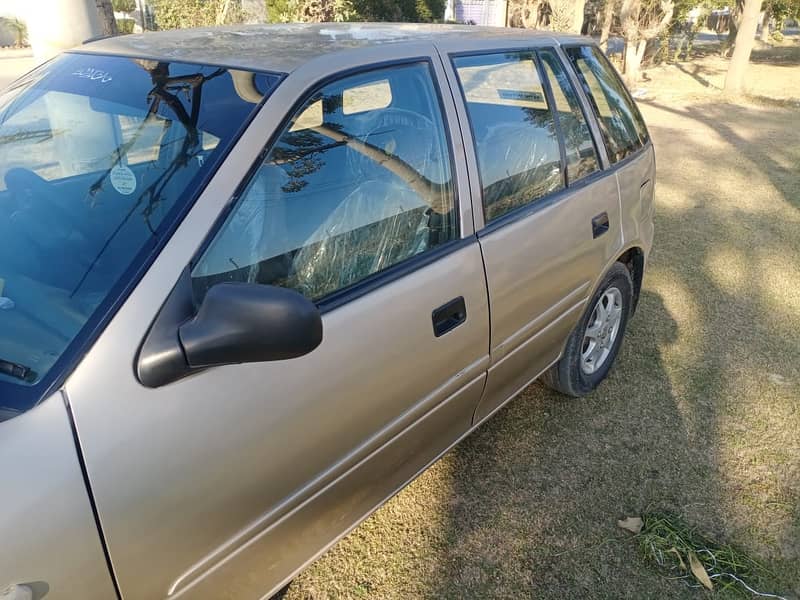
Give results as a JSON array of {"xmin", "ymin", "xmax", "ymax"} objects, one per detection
[{"xmin": 614, "ymin": 246, "xmax": 645, "ymax": 315}]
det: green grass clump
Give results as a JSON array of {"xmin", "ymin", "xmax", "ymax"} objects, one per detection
[{"xmin": 638, "ymin": 512, "xmax": 786, "ymax": 598}]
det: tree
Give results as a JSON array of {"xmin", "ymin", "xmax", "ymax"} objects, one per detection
[
  {"xmin": 112, "ymin": 0, "xmax": 137, "ymax": 11},
  {"xmin": 291, "ymin": 0, "xmax": 357, "ymax": 21},
  {"xmin": 619, "ymin": 0, "xmax": 674, "ymax": 84},
  {"xmin": 723, "ymin": 0, "xmax": 761, "ymax": 93},
  {"xmin": 267, "ymin": 0, "xmax": 293, "ymax": 21},
  {"xmin": 767, "ymin": 0, "xmax": 800, "ymax": 32},
  {"xmin": 548, "ymin": 0, "xmax": 586, "ymax": 31},
  {"xmin": 150, "ymin": 0, "xmax": 245, "ymax": 29},
  {"xmin": 350, "ymin": 0, "xmax": 445, "ymax": 21},
  {"xmin": 95, "ymin": 0, "xmax": 119, "ymax": 35},
  {"xmin": 760, "ymin": 2, "xmax": 771, "ymax": 42},
  {"xmin": 599, "ymin": 0, "xmax": 616, "ymax": 50},
  {"xmin": 507, "ymin": 0, "xmax": 585, "ymax": 31}
]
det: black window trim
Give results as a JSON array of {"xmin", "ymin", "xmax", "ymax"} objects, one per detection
[
  {"xmin": 560, "ymin": 43, "xmax": 652, "ymax": 166},
  {"xmin": 534, "ymin": 49, "xmax": 568, "ymax": 190},
  {"xmin": 535, "ymin": 46, "xmax": 604, "ymax": 185},
  {"xmin": 448, "ymin": 44, "xmax": 653, "ymax": 237},
  {"xmin": 449, "ymin": 48, "xmax": 569, "ymax": 227},
  {"xmin": 188, "ymin": 56, "xmax": 467, "ymax": 316}
]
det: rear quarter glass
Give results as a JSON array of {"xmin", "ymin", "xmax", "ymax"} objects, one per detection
[{"xmin": 564, "ymin": 45, "xmax": 649, "ymax": 163}]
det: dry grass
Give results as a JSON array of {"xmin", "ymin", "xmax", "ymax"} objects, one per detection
[
  {"xmin": 641, "ymin": 36, "xmax": 800, "ymax": 106},
  {"xmin": 282, "ymin": 46, "xmax": 800, "ymax": 599}
]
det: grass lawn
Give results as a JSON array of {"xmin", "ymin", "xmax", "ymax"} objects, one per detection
[{"xmin": 284, "ymin": 44, "xmax": 800, "ymax": 599}]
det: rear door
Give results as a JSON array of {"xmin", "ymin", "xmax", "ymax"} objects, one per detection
[
  {"xmin": 439, "ymin": 43, "xmax": 623, "ymax": 422},
  {"xmin": 562, "ymin": 44, "xmax": 656, "ymax": 253},
  {"xmin": 66, "ymin": 46, "xmax": 490, "ymax": 600}
]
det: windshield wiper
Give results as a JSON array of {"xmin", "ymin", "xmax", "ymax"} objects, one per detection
[{"xmin": 0, "ymin": 358, "xmax": 36, "ymax": 382}]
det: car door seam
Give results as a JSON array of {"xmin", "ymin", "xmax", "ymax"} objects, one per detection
[
  {"xmin": 432, "ymin": 41, "xmax": 478, "ymax": 236},
  {"xmin": 61, "ymin": 389, "xmax": 124, "ymax": 600}
]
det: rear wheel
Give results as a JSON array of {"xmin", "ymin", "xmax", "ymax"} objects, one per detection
[
  {"xmin": 270, "ymin": 582, "xmax": 292, "ymax": 599},
  {"xmin": 543, "ymin": 262, "xmax": 633, "ymax": 397}
]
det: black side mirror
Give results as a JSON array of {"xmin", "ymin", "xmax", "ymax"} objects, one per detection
[
  {"xmin": 137, "ymin": 272, "xmax": 322, "ymax": 388},
  {"xmin": 180, "ymin": 283, "xmax": 322, "ymax": 367}
]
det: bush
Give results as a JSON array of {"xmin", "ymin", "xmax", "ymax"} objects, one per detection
[
  {"xmin": 116, "ymin": 18, "xmax": 136, "ymax": 33},
  {"xmin": 0, "ymin": 17, "xmax": 28, "ymax": 47},
  {"xmin": 112, "ymin": 0, "xmax": 137, "ymax": 12},
  {"xmin": 150, "ymin": 0, "xmax": 246, "ymax": 29},
  {"xmin": 771, "ymin": 30, "xmax": 784, "ymax": 42},
  {"xmin": 350, "ymin": 0, "xmax": 444, "ymax": 21}
]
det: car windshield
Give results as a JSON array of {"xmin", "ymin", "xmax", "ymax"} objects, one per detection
[{"xmin": 0, "ymin": 52, "xmax": 280, "ymax": 418}]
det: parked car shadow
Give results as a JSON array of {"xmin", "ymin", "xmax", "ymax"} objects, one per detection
[{"xmin": 425, "ymin": 289, "xmax": 717, "ymax": 598}]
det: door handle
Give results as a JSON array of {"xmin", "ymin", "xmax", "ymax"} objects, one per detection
[
  {"xmin": 592, "ymin": 212, "xmax": 610, "ymax": 238},
  {"xmin": 432, "ymin": 296, "xmax": 467, "ymax": 337}
]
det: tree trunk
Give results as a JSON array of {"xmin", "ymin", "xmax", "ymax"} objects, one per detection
[
  {"xmin": 722, "ymin": 0, "xmax": 744, "ymax": 55},
  {"xmin": 724, "ymin": 0, "xmax": 762, "ymax": 93},
  {"xmin": 619, "ymin": 0, "xmax": 640, "ymax": 83},
  {"xmin": 573, "ymin": 0, "xmax": 586, "ymax": 33},
  {"xmin": 95, "ymin": 0, "xmax": 118, "ymax": 36},
  {"xmin": 599, "ymin": 0, "xmax": 615, "ymax": 51},
  {"xmin": 623, "ymin": 37, "xmax": 647, "ymax": 85},
  {"xmin": 216, "ymin": 0, "xmax": 233, "ymax": 24},
  {"xmin": 523, "ymin": 0, "xmax": 542, "ymax": 28},
  {"xmin": 760, "ymin": 6, "xmax": 771, "ymax": 42}
]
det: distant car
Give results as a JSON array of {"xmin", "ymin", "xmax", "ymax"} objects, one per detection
[{"xmin": 0, "ymin": 23, "xmax": 654, "ymax": 600}]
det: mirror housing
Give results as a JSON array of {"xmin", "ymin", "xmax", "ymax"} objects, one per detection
[
  {"xmin": 180, "ymin": 283, "xmax": 322, "ymax": 368},
  {"xmin": 137, "ymin": 273, "xmax": 322, "ymax": 388}
]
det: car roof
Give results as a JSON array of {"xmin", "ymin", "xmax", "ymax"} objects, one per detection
[{"xmin": 75, "ymin": 22, "xmax": 587, "ymax": 74}]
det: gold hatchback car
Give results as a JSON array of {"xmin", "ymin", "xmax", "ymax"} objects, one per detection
[{"xmin": 0, "ymin": 23, "xmax": 654, "ymax": 600}]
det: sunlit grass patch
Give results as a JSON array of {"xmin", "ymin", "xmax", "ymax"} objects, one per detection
[{"xmin": 637, "ymin": 512, "xmax": 787, "ymax": 598}]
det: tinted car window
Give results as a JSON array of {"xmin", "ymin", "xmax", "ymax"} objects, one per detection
[
  {"xmin": 192, "ymin": 62, "xmax": 457, "ymax": 302},
  {"xmin": 453, "ymin": 52, "xmax": 563, "ymax": 222},
  {"xmin": 538, "ymin": 48, "xmax": 600, "ymax": 184},
  {"xmin": 0, "ymin": 54, "xmax": 279, "ymax": 416},
  {"xmin": 565, "ymin": 45, "xmax": 649, "ymax": 163}
]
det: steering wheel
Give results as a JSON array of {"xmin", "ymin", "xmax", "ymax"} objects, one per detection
[
  {"xmin": 4, "ymin": 168, "xmax": 88, "ymax": 248},
  {"xmin": 4, "ymin": 167, "xmax": 54, "ymax": 208}
]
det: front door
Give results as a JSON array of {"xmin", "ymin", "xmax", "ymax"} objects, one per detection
[{"xmin": 66, "ymin": 51, "xmax": 489, "ymax": 599}]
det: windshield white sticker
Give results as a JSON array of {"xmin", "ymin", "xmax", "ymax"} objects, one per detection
[
  {"xmin": 110, "ymin": 165, "xmax": 137, "ymax": 195},
  {"xmin": 72, "ymin": 67, "xmax": 113, "ymax": 83}
]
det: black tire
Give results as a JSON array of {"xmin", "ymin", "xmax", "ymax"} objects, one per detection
[
  {"xmin": 542, "ymin": 262, "xmax": 634, "ymax": 397},
  {"xmin": 270, "ymin": 582, "xmax": 292, "ymax": 599}
]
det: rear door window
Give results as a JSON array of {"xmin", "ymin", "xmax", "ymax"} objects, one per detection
[
  {"xmin": 192, "ymin": 62, "xmax": 458, "ymax": 302},
  {"xmin": 564, "ymin": 45, "xmax": 649, "ymax": 164},
  {"xmin": 452, "ymin": 52, "xmax": 564, "ymax": 222},
  {"xmin": 537, "ymin": 48, "xmax": 600, "ymax": 184}
]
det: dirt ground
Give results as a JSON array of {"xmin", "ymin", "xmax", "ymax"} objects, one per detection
[{"xmin": 282, "ymin": 44, "xmax": 800, "ymax": 600}]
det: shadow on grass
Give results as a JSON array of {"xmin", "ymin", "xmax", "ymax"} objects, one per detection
[
  {"xmin": 674, "ymin": 62, "xmax": 718, "ymax": 89},
  {"xmin": 425, "ymin": 291, "xmax": 728, "ymax": 598},
  {"xmin": 640, "ymin": 98, "xmax": 800, "ymax": 211},
  {"xmin": 424, "ymin": 100, "xmax": 799, "ymax": 598}
]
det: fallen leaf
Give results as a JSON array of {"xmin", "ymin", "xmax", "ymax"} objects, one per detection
[
  {"xmin": 667, "ymin": 547, "xmax": 687, "ymax": 571},
  {"xmin": 617, "ymin": 516, "xmax": 644, "ymax": 534},
  {"xmin": 688, "ymin": 551, "xmax": 713, "ymax": 590}
]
